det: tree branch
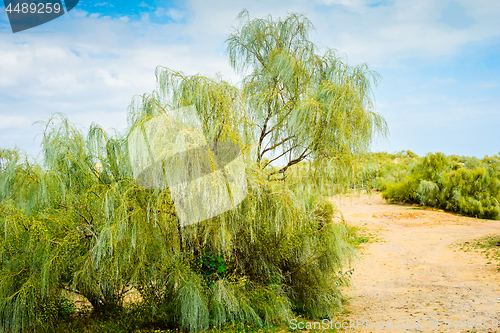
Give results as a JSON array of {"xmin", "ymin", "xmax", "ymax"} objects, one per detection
[
  {"xmin": 269, "ymin": 145, "xmax": 312, "ymax": 177},
  {"xmin": 260, "ymin": 136, "xmax": 294, "ymax": 157},
  {"xmin": 257, "ymin": 104, "xmax": 273, "ymax": 164},
  {"xmin": 262, "ymin": 144, "xmax": 298, "ymax": 169}
]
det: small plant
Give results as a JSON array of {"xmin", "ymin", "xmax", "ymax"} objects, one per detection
[
  {"xmin": 198, "ymin": 251, "xmax": 227, "ymax": 281},
  {"xmin": 459, "ymin": 235, "xmax": 500, "ymax": 267},
  {"xmin": 58, "ymin": 296, "xmax": 77, "ymax": 320},
  {"xmin": 336, "ymin": 269, "xmax": 354, "ymax": 287},
  {"xmin": 358, "ymin": 237, "xmax": 369, "ymax": 244}
]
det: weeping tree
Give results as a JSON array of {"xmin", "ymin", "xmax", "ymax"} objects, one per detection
[
  {"xmin": 0, "ymin": 149, "xmax": 17, "ymax": 173},
  {"xmin": 126, "ymin": 8, "xmax": 386, "ymax": 327},
  {"xmin": 0, "ymin": 117, "xmax": 138, "ymax": 332},
  {"xmin": 0, "ymin": 10, "xmax": 386, "ymax": 333},
  {"xmin": 150, "ymin": 10, "xmax": 386, "ymax": 179},
  {"xmin": 227, "ymin": 10, "xmax": 387, "ymax": 176}
]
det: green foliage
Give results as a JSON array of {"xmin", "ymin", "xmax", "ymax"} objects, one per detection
[
  {"xmin": 0, "ymin": 10, "xmax": 385, "ymax": 332},
  {"xmin": 459, "ymin": 235, "xmax": 500, "ymax": 271},
  {"xmin": 227, "ymin": 10, "xmax": 386, "ymax": 176},
  {"xmin": 338, "ymin": 151, "xmax": 500, "ymax": 221},
  {"xmin": 0, "ymin": 148, "xmax": 17, "ymax": 173},
  {"xmin": 383, "ymin": 181, "xmax": 417, "ymax": 203},
  {"xmin": 52, "ymin": 310, "xmax": 306, "ymax": 333},
  {"xmin": 335, "ymin": 151, "xmax": 419, "ymax": 193},
  {"xmin": 198, "ymin": 251, "xmax": 227, "ymax": 281},
  {"xmin": 0, "ymin": 134, "xmax": 354, "ymax": 331},
  {"xmin": 379, "ymin": 152, "xmax": 500, "ymax": 220}
]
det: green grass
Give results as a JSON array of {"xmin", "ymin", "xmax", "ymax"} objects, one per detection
[
  {"xmin": 50, "ymin": 316, "xmax": 341, "ymax": 333},
  {"xmin": 459, "ymin": 235, "xmax": 500, "ymax": 270},
  {"xmin": 52, "ymin": 320, "xmax": 285, "ymax": 333},
  {"xmin": 345, "ymin": 225, "xmax": 371, "ymax": 247},
  {"xmin": 47, "ymin": 305, "xmax": 343, "ymax": 333},
  {"xmin": 357, "ymin": 237, "xmax": 369, "ymax": 244}
]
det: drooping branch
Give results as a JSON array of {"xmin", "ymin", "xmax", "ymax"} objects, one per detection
[
  {"xmin": 262, "ymin": 144, "xmax": 299, "ymax": 169},
  {"xmin": 260, "ymin": 136, "xmax": 294, "ymax": 157},
  {"xmin": 257, "ymin": 104, "xmax": 273, "ymax": 164},
  {"xmin": 269, "ymin": 145, "xmax": 313, "ymax": 179}
]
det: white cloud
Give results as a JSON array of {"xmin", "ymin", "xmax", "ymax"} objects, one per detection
[
  {"xmin": 165, "ymin": 8, "xmax": 185, "ymax": 21},
  {"xmin": 431, "ymin": 77, "xmax": 457, "ymax": 84},
  {"xmin": 94, "ymin": 2, "xmax": 114, "ymax": 7},
  {"xmin": 1, "ymin": 0, "xmax": 500, "ymax": 157},
  {"xmin": 0, "ymin": 115, "xmax": 30, "ymax": 129},
  {"xmin": 315, "ymin": 0, "xmax": 368, "ymax": 13},
  {"xmin": 152, "ymin": 7, "xmax": 186, "ymax": 21},
  {"xmin": 0, "ymin": 11, "xmax": 240, "ymax": 155},
  {"xmin": 155, "ymin": 7, "xmax": 165, "ymax": 17},
  {"xmin": 308, "ymin": 0, "xmax": 500, "ymax": 66},
  {"xmin": 68, "ymin": 9, "xmax": 89, "ymax": 18},
  {"xmin": 161, "ymin": 0, "xmax": 500, "ymax": 69},
  {"xmin": 141, "ymin": 13, "xmax": 150, "ymax": 23},
  {"xmin": 477, "ymin": 82, "xmax": 498, "ymax": 89},
  {"xmin": 138, "ymin": 2, "xmax": 154, "ymax": 10}
]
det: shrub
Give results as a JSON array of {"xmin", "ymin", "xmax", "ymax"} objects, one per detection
[{"xmin": 380, "ymin": 152, "xmax": 500, "ymax": 220}]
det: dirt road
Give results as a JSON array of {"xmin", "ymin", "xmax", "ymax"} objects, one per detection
[{"xmin": 334, "ymin": 193, "xmax": 500, "ymax": 333}]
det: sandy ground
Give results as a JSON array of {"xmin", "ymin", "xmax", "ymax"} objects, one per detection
[{"xmin": 333, "ymin": 193, "xmax": 500, "ymax": 333}]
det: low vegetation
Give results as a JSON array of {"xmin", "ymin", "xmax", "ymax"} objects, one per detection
[
  {"xmin": 353, "ymin": 151, "xmax": 500, "ymax": 220},
  {"xmin": 3, "ymin": 8, "xmax": 497, "ymax": 333},
  {"xmin": 459, "ymin": 235, "xmax": 500, "ymax": 271},
  {"xmin": 0, "ymin": 11, "xmax": 385, "ymax": 333}
]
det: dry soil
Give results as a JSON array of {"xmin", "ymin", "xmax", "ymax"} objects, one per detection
[{"xmin": 334, "ymin": 193, "xmax": 500, "ymax": 333}]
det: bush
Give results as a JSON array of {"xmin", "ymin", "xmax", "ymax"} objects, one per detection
[
  {"xmin": 0, "ymin": 10, "xmax": 387, "ymax": 331},
  {"xmin": 0, "ymin": 116, "xmax": 357, "ymax": 332},
  {"xmin": 380, "ymin": 152, "xmax": 500, "ymax": 220}
]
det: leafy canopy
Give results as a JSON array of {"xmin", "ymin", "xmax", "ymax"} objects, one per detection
[
  {"xmin": 227, "ymin": 10, "xmax": 387, "ymax": 174},
  {"xmin": 0, "ymin": 10, "xmax": 387, "ymax": 333},
  {"xmin": 131, "ymin": 10, "xmax": 387, "ymax": 179}
]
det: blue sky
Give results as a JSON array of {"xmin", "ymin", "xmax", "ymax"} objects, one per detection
[{"xmin": 0, "ymin": 0, "xmax": 499, "ymax": 159}]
